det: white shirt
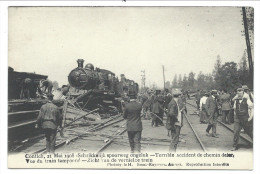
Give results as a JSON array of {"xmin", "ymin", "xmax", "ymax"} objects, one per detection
[
  {"xmin": 232, "ymin": 93, "xmax": 253, "ymax": 102},
  {"xmin": 200, "ymin": 96, "xmax": 208, "ymax": 111}
]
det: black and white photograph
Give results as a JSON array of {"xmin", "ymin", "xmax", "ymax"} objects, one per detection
[{"xmin": 5, "ymin": 5, "xmax": 257, "ymax": 169}]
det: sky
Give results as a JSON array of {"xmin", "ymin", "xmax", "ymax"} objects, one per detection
[{"xmin": 8, "ymin": 7, "xmax": 248, "ymax": 88}]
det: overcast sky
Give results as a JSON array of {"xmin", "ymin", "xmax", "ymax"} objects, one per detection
[{"xmin": 9, "ymin": 7, "xmax": 248, "ymax": 88}]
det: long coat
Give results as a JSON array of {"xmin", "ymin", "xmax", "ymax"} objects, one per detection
[
  {"xmin": 166, "ymin": 97, "xmax": 184, "ymax": 129},
  {"xmin": 123, "ymin": 101, "xmax": 143, "ymax": 131},
  {"xmin": 205, "ymin": 95, "xmax": 218, "ymax": 124},
  {"xmin": 220, "ymin": 93, "xmax": 231, "ymax": 111}
]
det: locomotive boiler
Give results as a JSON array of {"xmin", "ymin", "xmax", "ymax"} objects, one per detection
[{"xmin": 67, "ymin": 59, "xmax": 139, "ymax": 112}]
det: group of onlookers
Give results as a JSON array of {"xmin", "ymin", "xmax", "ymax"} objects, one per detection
[{"xmin": 195, "ymin": 85, "xmax": 254, "ymax": 150}]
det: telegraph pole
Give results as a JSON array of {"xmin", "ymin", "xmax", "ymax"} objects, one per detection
[
  {"xmin": 242, "ymin": 7, "xmax": 253, "ymax": 86},
  {"xmin": 162, "ymin": 65, "xmax": 165, "ymax": 91}
]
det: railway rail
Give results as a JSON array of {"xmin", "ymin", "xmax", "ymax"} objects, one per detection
[
  {"xmin": 183, "ymin": 111, "xmax": 207, "ymax": 152},
  {"xmin": 9, "ymin": 113, "xmax": 125, "ymax": 153},
  {"xmin": 186, "ymin": 100, "xmax": 253, "ymax": 145},
  {"xmin": 185, "ymin": 100, "xmax": 252, "ymax": 151},
  {"xmin": 11, "ymin": 99, "xmax": 253, "ymax": 154}
]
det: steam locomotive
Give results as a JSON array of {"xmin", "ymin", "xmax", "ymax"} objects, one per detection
[{"xmin": 67, "ymin": 59, "xmax": 139, "ymax": 112}]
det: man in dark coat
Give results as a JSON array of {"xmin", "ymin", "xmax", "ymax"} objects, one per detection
[
  {"xmin": 35, "ymin": 94, "xmax": 63, "ymax": 153},
  {"xmin": 195, "ymin": 90, "xmax": 201, "ymax": 110},
  {"xmin": 219, "ymin": 89, "xmax": 232, "ymax": 124},
  {"xmin": 123, "ymin": 97, "xmax": 143, "ymax": 153},
  {"xmin": 151, "ymin": 95, "xmax": 164, "ymax": 127},
  {"xmin": 166, "ymin": 92, "xmax": 184, "ymax": 152},
  {"xmin": 205, "ymin": 90, "xmax": 219, "ymax": 138}
]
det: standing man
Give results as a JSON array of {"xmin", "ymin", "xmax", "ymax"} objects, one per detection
[
  {"xmin": 40, "ymin": 79, "xmax": 53, "ymax": 95},
  {"xmin": 123, "ymin": 97, "xmax": 143, "ymax": 153},
  {"xmin": 151, "ymin": 95, "xmax": 164, "ymax": 127},
  {"xmin": 232, "ymin": 85, "xmax": 253, "ymax": 103},
  {"xmin": 142, "ymin": 91, "xmax": 153, "ymax": 120},
  {"xmin": 199, "ymin": 91, "xmax": 208, "ymax": 124},
  {"xmin": 166, "ymin": 92, "xmax": 184, "ymax": 152},
  {"xmin": 242, "ymin": 85, "xmax": 254, "ymax": 102},
  {"xmin": 220, "ymin": 89, "xmax": 232, "ymax": 124},
  {"xmin": 205, "ymin": 90, "xmax": 219, "ymax": 138},
  {"xmin": 20, "ymin": 78, "xmax": 32, "ymax": 99},
  {"xmin": 232, "ymin": 88, "xmax": 253, "ymax": 151},
  {"xmin": 35, "ymin": 94, "xmax": 63, "ymax": 153},
  {"xmin": 195, "ymin": 90, "xmax": 201, "ymax": 110}
]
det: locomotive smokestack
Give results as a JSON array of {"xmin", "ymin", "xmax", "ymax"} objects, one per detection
[{"xmin": 77, "ymin": 59, "xmax": 84, "ymax": 68}]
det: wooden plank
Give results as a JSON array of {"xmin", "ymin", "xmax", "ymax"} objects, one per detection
[
  {"xmin": 62, "ymin": 100, "xmax": 68, "ymax": 127},
  {"xmin": 9, "ymin": 119, "xmax": 36, "ymax": 129},
  {"xmin": 8, "ymin": 110, "xmax": 40, "ymax": 116}
]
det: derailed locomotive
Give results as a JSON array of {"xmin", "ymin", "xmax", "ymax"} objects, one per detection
[{"xmin": 68, "ymin": 59, "xmax": 139, "ymax": 112}]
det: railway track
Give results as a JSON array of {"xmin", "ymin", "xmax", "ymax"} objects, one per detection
[
  {"xmin": 9, "ymin": 113, "xmax": 125, "ymax": 153},
  {"xmin": 11, "ymin": 99, "xmax": 253, "ymax": 154},
  {"xmin": 185, "ymin": 100, "xmax": 252, "ymax": 151},
  {"xmin": 35, "ymin": 114, "xmax": 126, "ymax": 154},
  {"xmin": 183, "ymin": 111, "xmax": 207, "ymax": 152}
]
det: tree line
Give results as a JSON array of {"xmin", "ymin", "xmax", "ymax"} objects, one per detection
[{"xmin": 166, "ymin": 51, "xmax": 252, "ymax": 92}]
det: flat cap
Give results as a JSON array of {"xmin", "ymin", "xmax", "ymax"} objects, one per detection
[
  {"xmin": 237, "ymin": 88, "xmax": 244, "ymax": 92},
  {"xmin": 172, "ymin": 91, "xmax": 182, "ymax": 96},
  {"xmin": 211, "ymin": 90, "xmax": 218, "ymax": 94},
  {"xmin": 242, "ymin": 85, "xmax": 249, "ymax": 90}
]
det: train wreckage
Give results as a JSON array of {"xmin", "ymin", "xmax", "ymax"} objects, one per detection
[{"xmin": 8, "ymin": 59, "xmax": 139, "ymax": 146}]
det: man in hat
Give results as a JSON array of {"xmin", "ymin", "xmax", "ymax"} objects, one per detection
[
  {"xmin": 199, "ymin": 91, "xmax": 208, "ymax": 124},
  {"xmin": 166, "ymin": 91, "xmax": 184, "ymax": 152},
  {"xmin": 232, "ymin": 85, "xmax": 253, "ymax": 103},
  {"xmin": 195, "ymin": 90, "xmax": 201, "ymax": 110},
  {"xmin": 232, "ymin": 88, "xmax": 253, "ymax": 151},
  {"xmin": 151, "ymin": 95, "xmax": 164, "ymax": 127},
  {"xmin": 205, "ymin": 90, "xmax": 219, "ymax": 138},
  {"xmin": 39, "ymin": 79, "xmax": 53, "ymax": 95},
  {"xmin": 123, "ymin": 96, "xmax": 143, "ymax": 153},
  {"xmin": 35, "ymin": 93, "xmax": 63, "ymax": 153},
  {"xmin": 242, "ymin": 85, "xmax": 254, "ymax": 102},
  {"xmin": 142, "ymin": 91, "xmax": 153, "ymax": 120},
  {"xmin": 219, "ymin": 89, "xmax": 232, "ymax": 124}
]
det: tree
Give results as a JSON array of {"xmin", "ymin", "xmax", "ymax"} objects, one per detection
[
  {"xmin": 165, "ymin": 81, "xmax": 171, "ymax": 90},
  {"xmin": 213, "ymin": 55, "xmax": 222, "ymax": 90},
  {"xmin": 178, "ymin": 74, "xmax": 182, "ymax": 88},
  {"xmin": 182, "ymin": 74, "xmax": 188, "ymax": 90},
  {"xmin": 197, "ymin": 71, "xmax": 205, "ymax": 90},
  {"xmin": 218, "ymin": 62, "xmax": 240, "ymax": 91},
  {"xmin": 205, "ymin": 73, "xmax": 214, "ymax": 90},
  {"xmin": 188, "ymin": 72, "xmax": 196, "ymax": 89},
  {"xmin": 172, "ymin": 74, "xmax": 178, "ymax": 88},
  {"xmin": 238, "ymin": 50, "xmax": 250, "ymax": 88}
]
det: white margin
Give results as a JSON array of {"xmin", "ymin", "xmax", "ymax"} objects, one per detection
[{"xmin": 0, "ymin": 1, "xmax": 259, "ymax": 174}]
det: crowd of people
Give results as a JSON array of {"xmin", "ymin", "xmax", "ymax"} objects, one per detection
[
  {"xmin": 123, "ymin": 85, "xmax": 254, "ymax": 153},
  {"xmin": 195, "ymin": 85, "xmax": 254, "ymax": 151},
  {"xmin": 35, "ymin": 84, "xmax": 254, "ymax": 154}
]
